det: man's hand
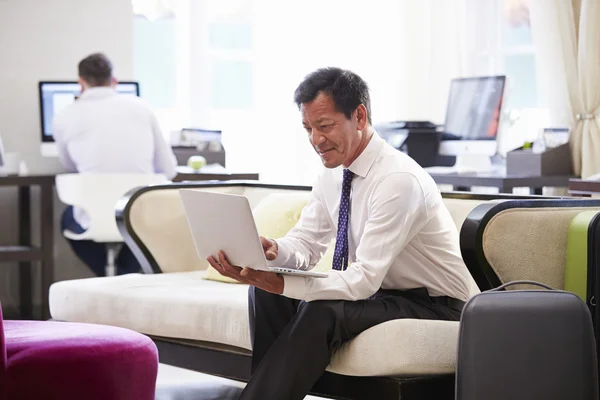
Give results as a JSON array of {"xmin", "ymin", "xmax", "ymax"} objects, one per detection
[
  {"xmin": 207, "ymin": 250, "xmax": 284, "ymax": 295},
  {"xmin": 261, "ymin": 236, "xmax": 278, "ymax": 260}
]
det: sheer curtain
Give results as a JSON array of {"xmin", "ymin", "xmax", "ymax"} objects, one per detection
[{"xmin": 529, "ymin": 0, "xmax": 600, "ymax": 178}]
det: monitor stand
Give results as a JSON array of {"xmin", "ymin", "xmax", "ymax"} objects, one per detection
[
  {"xmin": 41, "ymin": 143, "xmax": 58, "ymax": 157},
  {"xmin": 452, "ymin": 154, "xmax": 493, "ymax": 173},
  {"xmin": 431, "ymin": 140, "xmax": 498, "ymax": 174}
]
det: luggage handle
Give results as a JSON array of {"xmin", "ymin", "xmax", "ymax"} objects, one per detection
[{"xmin": 491, "ymin": 280, "xmax": 554, "ymax": 292}]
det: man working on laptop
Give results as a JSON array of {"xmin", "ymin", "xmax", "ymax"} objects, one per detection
[
  {"xmin": 207, "ymin": 67, "xmax": 478, "ymax": 400},
  {"xmin": 54, "ymin": 53, "xmax": 177, "ymax": 276}
]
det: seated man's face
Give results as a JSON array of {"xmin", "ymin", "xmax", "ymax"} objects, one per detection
[{"xmin": 301, "ymin": 93, "xmax": 360, "ymax": 169}]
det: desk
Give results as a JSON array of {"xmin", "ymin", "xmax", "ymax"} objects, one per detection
[
  {"xmin": 428, "ymin": 171, "xmax": 572, "ymax": 194},
  {"xmin": 173, "ymin": 168, "xmax": 259, "ymax": 183},
  {"xmin": 568, "ymin": 179, "xmax": 600, "ymax": 196},
  {"xmin": 0, "ymin": 175, "xmax": 54, "ymax": 320}
]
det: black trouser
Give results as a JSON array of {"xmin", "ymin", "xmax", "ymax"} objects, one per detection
[
  {"xmin": 61, "ymin": 206, "xmax": 141, "ymax": 276},
  {"xmin": 241, "ymin": 287, "xmax": 462, "ymax": 400}
]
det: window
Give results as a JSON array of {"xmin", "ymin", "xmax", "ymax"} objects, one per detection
[
  {"xmin": 133, "ymin": 0, "xmax": 409, "ymax": 184},
  {"xmin": 465, "ymin": 0, "xmax": 540, "ymax": 109},
  {"xmin": 133, "ymin": 15, "xmax": 177, "ymax": 110},
  {"xmin": 133, "ymin": 0, "xmax": 545, "ymax": 182}
]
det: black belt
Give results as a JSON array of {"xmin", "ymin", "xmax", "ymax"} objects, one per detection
[{"xmin": 431, "ymin": 296, "xmax": 466, "ymax": 311}]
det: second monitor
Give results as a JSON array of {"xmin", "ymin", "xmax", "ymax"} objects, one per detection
[
  {"xmin": 39, "ymin": 81, "xmax": 140, "ymax": 143},
  {"xmin": 438, "ymin": 75, "xmax": 506, "ymax": 172}
]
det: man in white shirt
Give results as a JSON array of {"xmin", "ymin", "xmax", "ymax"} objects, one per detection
[
  {"xmin": 207, "ymin": 67, "xmax": 478, "ymax": 400},
  {"xmin": 54, "ymin": 53, "xmax": 177, "ymax": 276}
]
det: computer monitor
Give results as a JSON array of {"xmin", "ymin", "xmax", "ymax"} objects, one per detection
[
  {"xmin": 38, "ymin": 81, "xmax": 140, "ymax": 143},
  {"xmin": 438, "ymin": 75, "xmax": 506, "ymax": 172}
]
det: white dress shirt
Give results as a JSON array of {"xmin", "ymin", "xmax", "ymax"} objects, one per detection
[
  {"xmin": 53, "ymin": 87, "xmax": 177, "ymax": 228},
  {"xmin": 270, "ymin": 133, "xmax": 478, "ymax": 302}
]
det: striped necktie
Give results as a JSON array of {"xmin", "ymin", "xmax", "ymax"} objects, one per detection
[{"xmin": 332, "ymin": 169, "xmax": 354, "ymax": 271}]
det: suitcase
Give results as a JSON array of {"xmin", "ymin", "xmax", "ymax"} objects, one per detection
[{"xmin": 456, "ymin": 280, "xmax": 599, "ymax": 400}]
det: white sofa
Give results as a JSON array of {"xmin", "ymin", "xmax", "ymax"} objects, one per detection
[{"xmin": 49, "ymin": 181, "xmax": 600, "ymax": 399}]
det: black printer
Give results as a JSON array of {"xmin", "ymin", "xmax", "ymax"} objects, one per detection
[{"xmin": 375, "ymin": 121, "xmax": 455, "ymax": 167}]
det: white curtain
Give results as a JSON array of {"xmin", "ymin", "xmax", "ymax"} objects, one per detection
[
  {"xmin": 132, "ymin": 0, "xmax": 176, "ymax": 21},
  {"xmin": 529, "ymin": 0, "xmax": 600, "ymax": 178},
  {"xmin": 402, "ymin": 0, "xmax": 468, "ymax": 123}
]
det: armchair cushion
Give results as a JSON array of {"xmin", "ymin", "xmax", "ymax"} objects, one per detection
[{"xmin": 49, "ymin": 272, "xmax": 459, "ymax": 376}]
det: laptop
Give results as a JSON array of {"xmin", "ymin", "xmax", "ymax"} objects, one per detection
[{"xmin": 179, "ymin": 190, "xmax": 328, "ymax": 278}]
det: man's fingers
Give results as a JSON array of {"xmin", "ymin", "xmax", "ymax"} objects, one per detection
[
  {"xmin": 240, "ymin": 267, "xmax": 254, "ymax": 278},
  {"xmin": 207, "ymin": 256, "xmax": 220, "ymax": 270},
  {"xmin": 208, "ymin": 255, "xmax": 241, "ymax": 280},
  {"xmin": 217, "ymin": 251, "xmax": 243, "ymax": 275},
  {"xmin": 207, "ymin": 256, "xmax": 226, "ymax": 275},
  {"xmin": 218, "ymin": 250, "xmax": 234, "ymax": 268},
  {"xmin": 260, "ymin": 236, "xmax": 271, "ymax": 250},
  {"xmin": 241, "ymin": 268, "xmax": 267, "ymax": 283}
]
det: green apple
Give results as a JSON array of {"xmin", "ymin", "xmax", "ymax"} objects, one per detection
[{"xmin": 187, "ymin": 155, "xmax": 207, "ymax": 171}]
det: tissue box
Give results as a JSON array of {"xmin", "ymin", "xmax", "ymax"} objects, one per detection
[{"xmin": 506, "ymin": 143, "xmax": 572, "ymax": 176}]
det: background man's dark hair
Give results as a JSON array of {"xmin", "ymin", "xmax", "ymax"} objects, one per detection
[
  {"xmin": 294, "ymin": 67, "xmax": 372, "ymax": 125},
  {"xmin": 78, "ymin": 53, "xmax": 113, "ymax": 87}
]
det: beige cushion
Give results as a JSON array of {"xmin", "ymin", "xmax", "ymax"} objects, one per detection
[
  {"xmin": 50, "ymin": 272, "xmax": 253, "ymax": 350},
  {"xmin": 482, "ymin": 206, "xmax": 600, "ymax": 290},
  {"xmin": 252, "ymin": 192, "xmax": 311, "ymax": 239},
  {"xmin": 49, "ymin": 272, "xmax": 460, "ymax": 376},
  {"xmin": 328, "ymin": 319, "xmax": 459, "ymax": 376}
]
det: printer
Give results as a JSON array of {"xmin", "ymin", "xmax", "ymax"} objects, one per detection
[{"xmin": 375, "ymin": 121, "xmax": 454, "ymax": 167}]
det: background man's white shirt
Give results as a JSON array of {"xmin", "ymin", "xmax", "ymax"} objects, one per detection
[{"xmin": 53, "ymin": 87, "xmax": 177, "ymax": 228}]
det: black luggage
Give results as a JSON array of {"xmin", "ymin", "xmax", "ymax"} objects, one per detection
[{"xmin": 455, "ymin": 280, "xmax": 598, "ymax": 400}]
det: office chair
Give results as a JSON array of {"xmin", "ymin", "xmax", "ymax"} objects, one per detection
[{"xmin": 55, "ymin": 173, "xmax": 167, "ymax": 276}]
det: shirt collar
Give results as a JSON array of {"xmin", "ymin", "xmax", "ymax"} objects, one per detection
[
  {"xmin": 346, "ymin": 131, "xmax": 384, "ymax": 179},
  {"xmin": 79, "ymin": 86, "xmax": 116, "ymax": 100}
]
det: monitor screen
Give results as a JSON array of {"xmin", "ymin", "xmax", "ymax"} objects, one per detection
[
  {"xmin": 443, "ymin": 76, "xmax": 505, "ymax": 140},
  {"xmin": 38, "ymin": 81, "xmax": 140, "ymax": 142}
]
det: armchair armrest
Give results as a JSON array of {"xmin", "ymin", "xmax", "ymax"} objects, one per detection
[{"xmin": 460, "ymin": 198, "xmax": 600, "ymax": 291}]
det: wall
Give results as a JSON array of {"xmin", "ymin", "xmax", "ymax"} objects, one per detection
[{"xmin": 0, "ymin": 0, "xmax": 133, "ymax": 316}]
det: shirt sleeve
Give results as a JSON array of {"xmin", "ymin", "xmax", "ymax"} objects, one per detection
[
  {"xmin": 53, "ymin": 112, "xmax": 77, "ymax": 172},
  {"xmin": 150, "ymin": 113, "xmax": 177, "ymax": 180},
  {"xmin": 267, "ymin": 180, "xmax": 335, "ymax": 271},
  {"xmin": 282, "ymin": 172, "xmax": 429, "ymax": 301}
]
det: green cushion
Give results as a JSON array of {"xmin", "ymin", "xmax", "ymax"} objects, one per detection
[{"xmin": 564, "ymin": 211, "xmax": 599, "ymax": 300}]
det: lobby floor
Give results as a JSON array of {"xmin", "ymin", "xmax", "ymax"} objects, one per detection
[{"xmin": 156, "ymin": 364, "xmax": 331, "ymax": 400}]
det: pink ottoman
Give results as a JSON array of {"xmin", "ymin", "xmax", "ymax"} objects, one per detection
[{"xmin": 1, "ymin": 315, "xmax": 158, "ymax": 400}]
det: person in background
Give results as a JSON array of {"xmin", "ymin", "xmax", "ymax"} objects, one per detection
[{"xmin": 53, "ymin": 52, "xmax": 177, "ymax": 276}]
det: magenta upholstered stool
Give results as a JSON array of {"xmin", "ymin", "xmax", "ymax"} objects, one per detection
[{"xmin": 1, "ymin": 316, "xmax": 158, "ymax": 400}]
